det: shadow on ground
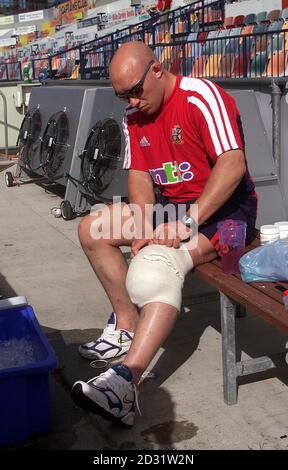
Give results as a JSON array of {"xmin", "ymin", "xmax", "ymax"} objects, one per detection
[{"xmin": 1, "ymin": 274, "xmax": 288, "ymax": 450}]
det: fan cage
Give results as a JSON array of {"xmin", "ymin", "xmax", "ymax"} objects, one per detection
[
  {"xmin": 17, "ymin": 108, "xmax": 42, "ymax": 170},
  {"xmin": 81, "ymin": 118, "xmax": 121, "ymax": 196},
  {"xmin": 40, "ymin": 111, "xmax": 69, "ymax": 179}
]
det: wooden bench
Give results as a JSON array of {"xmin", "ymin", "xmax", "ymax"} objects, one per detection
[{"xmin": 194, "ymin": 235, "xmax": 288, "ymax": 405}]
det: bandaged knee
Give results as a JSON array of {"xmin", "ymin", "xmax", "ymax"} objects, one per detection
[{"xmin": 126, "ymin": 244, "xmax": 193, "ymax": 311}]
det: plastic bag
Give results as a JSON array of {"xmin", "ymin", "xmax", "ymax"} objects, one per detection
[{"xmin": 239, "ymin": 238, "xmax": 288, "ymax": 282}]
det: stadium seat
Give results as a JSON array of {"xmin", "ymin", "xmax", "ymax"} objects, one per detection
[
  {"xmin": 225, "ymin": 37, "xmax": 240, "ymax": 55},
  {"xmin": 266, "ymin": 50, "xmax": 286, "ymax": 76},
  {"xmin": 253, "ymin": 23, "xmax": 268, "ymax": 34},
  {"xmin": 197, "ymin": 31, "xmax": 209, "ymax": 42},
  {"xmin": 281, "ymin": 8, "xmax": 288, "ymax": 21},
  {"xmin": 186, "ymin": 32, "xmax": 198, "ymax": 42},
  {"xmin": 204, "ymin": 54, "xmax": 221, "ymax": 77},
  {"xmin": 244, "ymin": 13, "xmax": 257, "ymax": 26},
  {"xmin": 190, "ymin": 54, "xmax": 208, "ymax": 77},
  {"xmin": 202, "ymin": 30, "xmax": 219, "ymax": 56},
  {"xmin": 249, "ymin": 51, "xmax": 268, "ymax": 77},
  {"xmin": 254, "ymin": 34, "xmax": 268, "ymax": 53},
  {"xmin": 0, "ymin": 64, "xmax": 7, "ymax": 80},
  {"xmin": 170, "ymin": 45, "xmax": 183, "ymax": 74},
  {"xmin": 218, "ymin": 28, "xmax": 230, "ymax": 39},
  {"xmin": 159, "ymin": 45, "xmax": 172, "ymax": 68},
  {"xmin": 185, "ymin": 32, "xmax": 202, "ymax": 62},
  {"xmin": 267, "ymin": 10, "xmax": 283, "ymax": 23},
  {"xmin": 219, "ymin": 53, "xmax": 234, "ymax": 77},
  {"xmin": 224, "ymin": 16, "xmax": 234, "ymax": 29},
  {"xmin": 282, "ymin": 20, "xmax": 288, "ymax": 50},
  {"xmin": 238, "ymin": 25, "xmax": 254, "ymax": 52},
  {"xmin": 267, "ymin": 20, "xmax": 284, "ymax": 33},
  {"xmin": 231, "ymin": 52, "xmax": 250, "ymax": 78},
  {"xmin": 233, "ymin": 15, "xmax": 245, "ymax": 27},
  {"xmin": 256, "ymin": 11, "xmax": 268, "ymax": 24},
  {"xmin": 267, "ymin": 33, "xmax": 284, "ymax": 55},
  {"xmin": 183, "ymin": 54, "xmax": 194, "ymax": 76},
  {"xmin": 69, "ymin": 64, "xmax": 80, "ymax": 80},
  {"xmin": 251, "ymin": 24, "xmax": 269, "ymax": 54}
]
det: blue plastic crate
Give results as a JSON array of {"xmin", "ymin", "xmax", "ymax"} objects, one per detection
[{"xmin": 0, "ymin": 303, "xmax": 57, "ymax": 446}]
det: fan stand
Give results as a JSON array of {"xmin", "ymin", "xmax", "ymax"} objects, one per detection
[{"xmin": 5, "ymin": 156, "xmax": 55, "ymax": 187}]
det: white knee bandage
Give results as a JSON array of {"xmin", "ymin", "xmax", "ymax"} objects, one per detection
[{"xmin": 126, "ymin": 244, "xmax": 193, "ymax": 311}]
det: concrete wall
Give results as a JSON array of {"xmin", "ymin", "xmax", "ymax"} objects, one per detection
[
  {"xmin": 225, "ymin": 0, "xmax": 282, "ymax": 17},
  {"xmin": 0, "ymin": 82, "xmax": 40, "ymax": 149}
]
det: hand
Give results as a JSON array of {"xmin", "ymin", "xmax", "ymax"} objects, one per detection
[
  {"xmin": 150, "ymin": 221, "xmax": 193, "ymax": 248},
  {"xmin": 131, "ymin": 238, "xmax": 150, "ymax": 258}
]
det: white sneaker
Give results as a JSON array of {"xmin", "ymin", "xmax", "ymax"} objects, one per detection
[
  {"xmin": 71, "ymin": 364, "xmax": 140, "ymax": 426},
  {"xmin": 78, "ymin": 312, "xmax": 134, "ymax": 360}
]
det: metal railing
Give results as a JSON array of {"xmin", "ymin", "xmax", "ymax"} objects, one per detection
[
  {"xmin": 8, "ymin": 5, "xmax": 288, "ymax": 81},
  {"xmin": 78, "ymin": 28, "xmax": 288, "ymax": 80},
  {"xmin": 0, "ymin": 90, "xmax": 9, "ymax": 159},
  {"xmin": 0, "ymin": 0, "xmax": 225, "ymax": 81},
  {"xmin": 0, "ymin": 61, "xmax": 22, "ymax": 81}
]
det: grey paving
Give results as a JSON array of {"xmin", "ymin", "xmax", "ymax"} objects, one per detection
[{"xmin": 0, "ymin": 165, "xmax": 288, "ymax": 450}]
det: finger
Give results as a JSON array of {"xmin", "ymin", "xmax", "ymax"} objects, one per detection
[
  {"xmin": 173, "ymin": 237, "xmax": 181, "ymax": 248},
  {"xmin": 165, "ymin": 238, "xmax": 174, "ymax": 248},
  {"xmin": 152, "ymin": 230, "xmax": 161, "ymax": 244},
  {"xmin": 173, "ymin": 235, "xmax": 181, "ymax": 248},
  {"xmin": 130, "ymin": 246, "xmax": 136, "ymax": 257},
  {"xmin": 154, "ymin": 223, "xmax": 168, "ymax": 239},
  {"xmin": 131, "ymin": 239, "xmax": 146, "ymax": 257}
]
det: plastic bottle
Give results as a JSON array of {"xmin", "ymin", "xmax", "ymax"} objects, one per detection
[
  {"xmin": 260, "ymin": 224, "xmax": 280, "ymax": 245},
  {"xmin": 274, "ymin": 221, "xmax": 288, "ymax": 239},
  {"xmin": 23, "ymin": 64, "xmax": 30, "ymax": 83}
]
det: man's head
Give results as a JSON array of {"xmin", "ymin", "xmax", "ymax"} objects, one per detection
[{"xmin": 109, "ymin": 41, "xmax": 176, "ymax": 115}]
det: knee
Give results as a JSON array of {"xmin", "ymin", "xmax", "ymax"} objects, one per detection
[
  {"xmin": 78, "ymin": 205, "xmax": 110, "ymax": 250},
  {"xmin": 78, "ymin": 215, "xmax": 96, "ymax": 250},
  {"xmin": 126, "ymin": 244, "xmax": 193, "ymax": 311}
]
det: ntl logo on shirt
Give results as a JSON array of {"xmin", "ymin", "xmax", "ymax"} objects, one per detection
[{"xmin": 149, "ymin": 161, "xmax": 194, "ymax": 185}]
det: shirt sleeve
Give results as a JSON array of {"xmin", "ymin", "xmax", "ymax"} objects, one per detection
[
  {"xmin": 193, "ymin": 80, "xmax": 244, "ymax": 164},
  {"xmin": 122, "ymin": 110, "xmax": 149, "ymax": 172}
]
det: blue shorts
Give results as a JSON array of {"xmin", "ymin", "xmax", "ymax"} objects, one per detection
[{"xmin": 153, "ymin": 193, "xmax": 257, "ymax": 255}]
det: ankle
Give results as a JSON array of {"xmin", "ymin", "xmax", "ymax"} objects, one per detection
[
  {"xmin": 112, "ymin": 363, "xmax": 133, "ymax": 382},
  {"xmin": 115, "ymin": 311, "xmax": 138, "ymax": 332},
  {"xmin": 122, "ymin": 361, "xmax": 143, "ymax": 385}
]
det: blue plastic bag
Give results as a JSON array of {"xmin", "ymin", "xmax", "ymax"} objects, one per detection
[{"xmin": 239, "ymin": 238, "xmax": 288, "ymax": 282}]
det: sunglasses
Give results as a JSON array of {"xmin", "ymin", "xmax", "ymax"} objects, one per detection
[{"xmin": 115, "ymin": 60, "xmax": 155, "ymax": 100}]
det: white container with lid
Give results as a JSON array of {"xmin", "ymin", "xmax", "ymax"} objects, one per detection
[
  {"xmin": 274, "ymin": 221, "xmax": 288, "ymax": 239},
  {"xmin": 260, "ymin": 224, "xmax": 280, "ymax": 245}
]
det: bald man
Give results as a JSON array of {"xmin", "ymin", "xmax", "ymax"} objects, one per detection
[{"xmin": 71, "ymin": 41, "xmax": 257, "ymax": 426}]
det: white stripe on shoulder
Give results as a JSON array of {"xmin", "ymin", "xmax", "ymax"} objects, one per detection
[
  {"xmin": 203, "ymin": 79, "xmax": 238, "ymax": 149},
  {"xmin": 125, "ymin": 106, "xmax": 139, "ymax": 116},
  {"xmin": 187, "ymin": 96, "xmax": 222, "ymax": 155},
  {"xmin": 122, "ymin": 110, "xmax": 131, "ymax": 169},
  {"xmin": 181, "ymin": 77, "xmax": 233, "ymax": 153}
]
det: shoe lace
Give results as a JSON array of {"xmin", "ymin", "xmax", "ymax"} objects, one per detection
[
  {"xmin": 100, "ymin": 326, "xmax": 130, "ymax": 346},
  {"xmin": 87, "ymin": 370, "xmax": 141, "ymax": 415},
  {"xmin": 132, "ymin": 383, "xmax": 141, "ymax": 416},
  {"xmin": 100, "ymin": 325, "xmax": 118, "ymax": 342}
]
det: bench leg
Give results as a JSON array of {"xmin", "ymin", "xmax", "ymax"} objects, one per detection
[
  {"xmin": 236, "ymin": 304, "xmax": 246, "ymax": 318},
  {"xmin": 220, "ymin": 292, "xmax": 238, "ymax": 405}
]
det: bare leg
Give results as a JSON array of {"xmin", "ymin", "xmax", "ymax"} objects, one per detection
[
  {"xmin": 124, "ymin": 302, "xmax": 178, "ymax": 384},
  {"xmin": 123, "ymin": 234, "xmax": 217, "ymax": 383},
  {"xmin": 78, "ymin": 202, "xmax": 138, "ymax": 332}
]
